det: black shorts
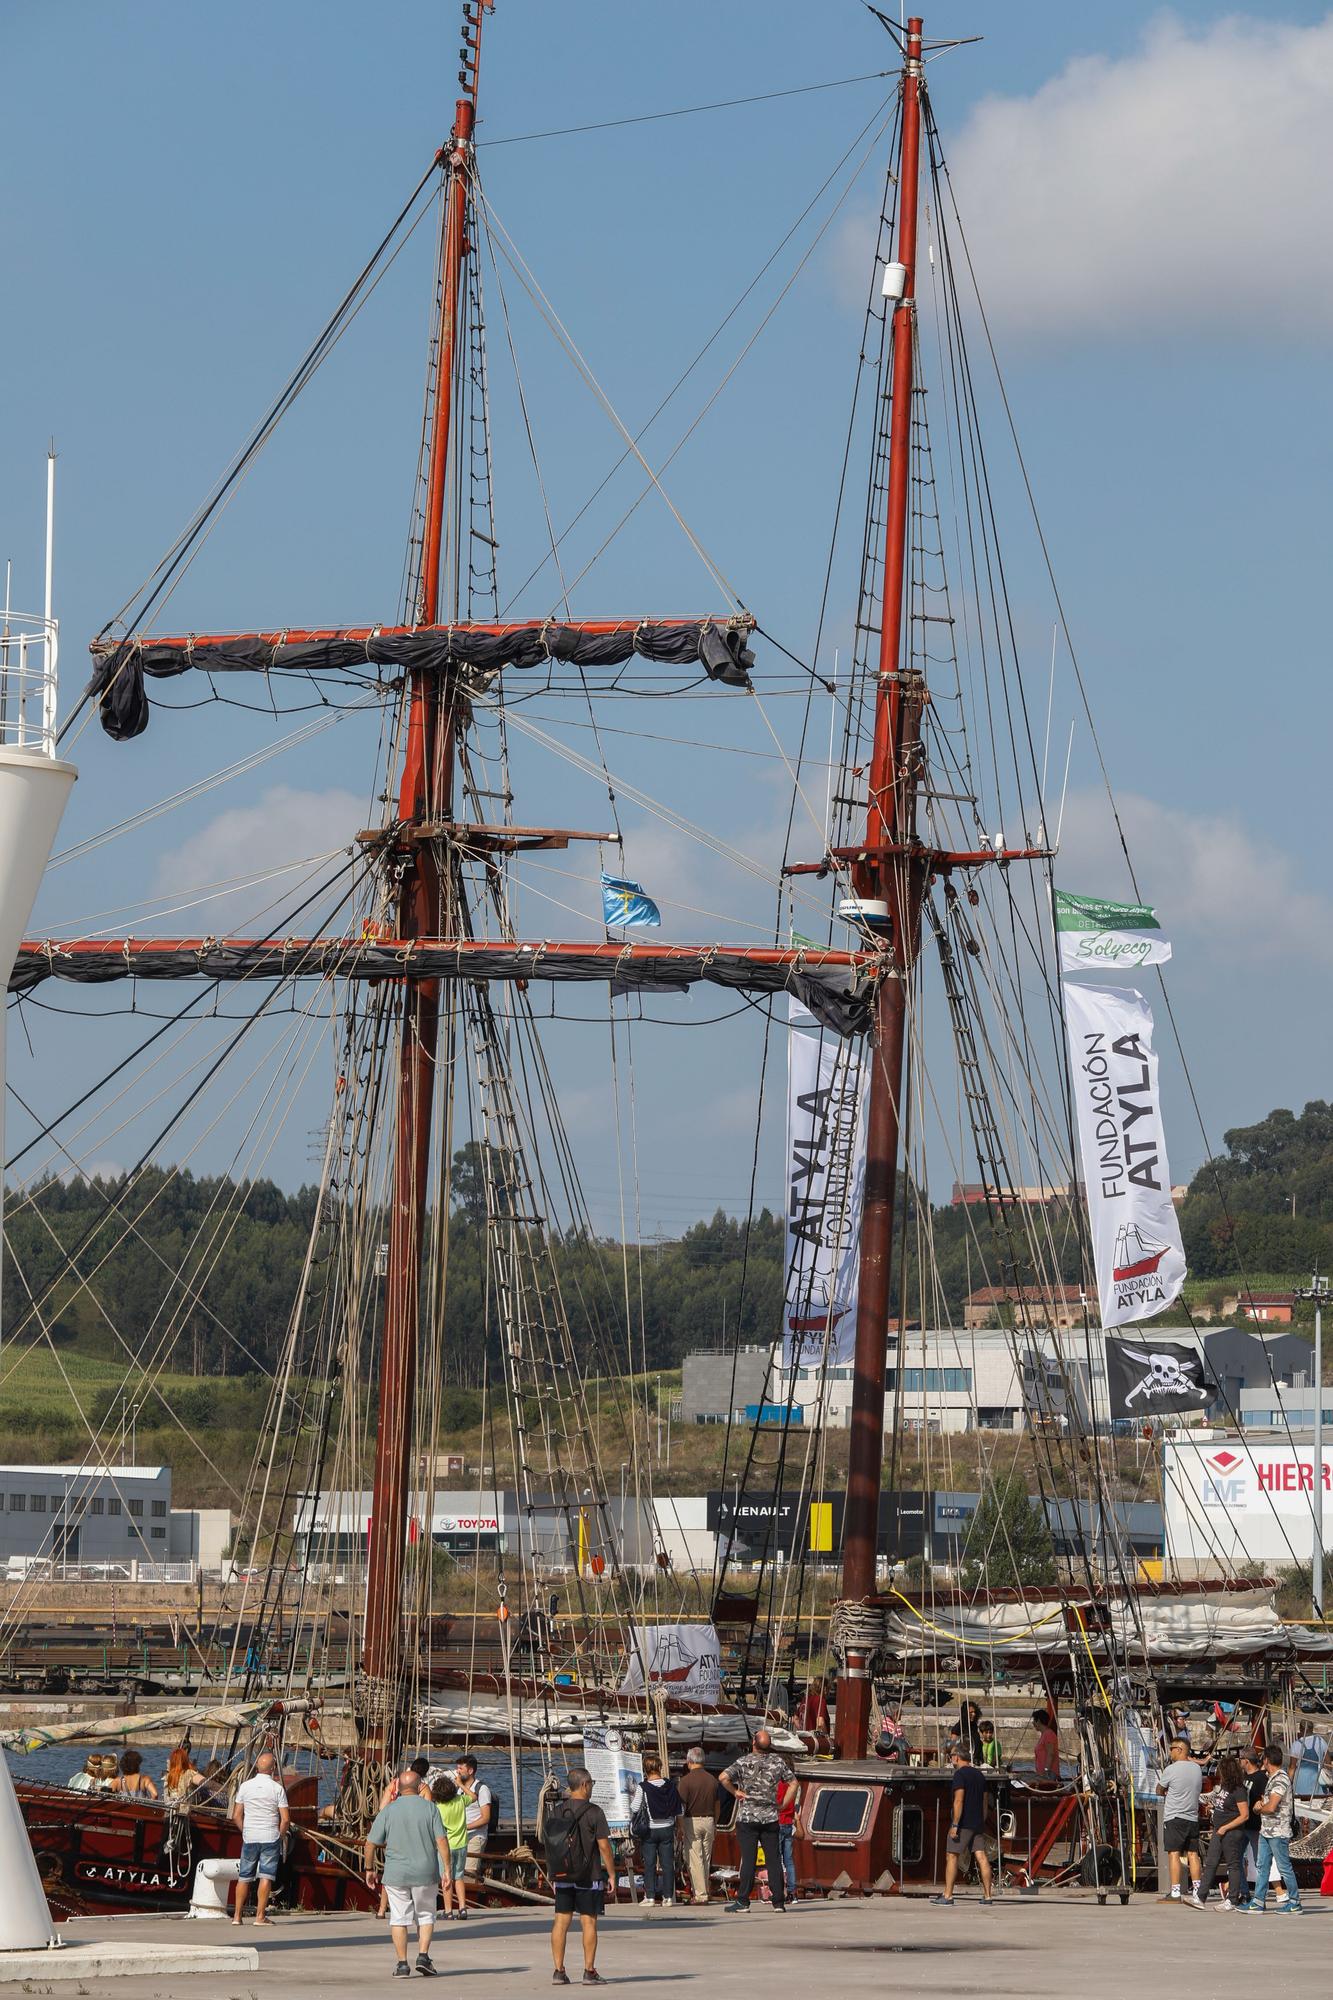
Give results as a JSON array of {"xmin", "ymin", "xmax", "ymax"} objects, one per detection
[
  {"xmin": 554, "ymin": 1883, "xmax": 605, "ymax": 1916},
  {"xmin": 1163, "ymin": 1818, "xmax": 1200, "ymax": 1855}
]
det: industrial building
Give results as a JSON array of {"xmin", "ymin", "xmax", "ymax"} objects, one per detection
[
  {"xmin": 294, "ymin": 1483, "xmax": 1164, "ymax": 1577},
  {"xmin": 0, "ymin": 1464, "xmax": 171, "ymax": 1566},
  {"xmin": 1162, "ymin": 1434, "xmax": 1331, "ymax": 1578},
  {"xmin": 681, "ymin": 1327, "xmax": 1317, "ymax": 1437},
  {"xmin": 293, "ymin": 1488, "xmax": 714, "ymax": 1578},
  {"xmin": 0, "ymin": 1465, "xmax": 231, "ymax": 1577}
]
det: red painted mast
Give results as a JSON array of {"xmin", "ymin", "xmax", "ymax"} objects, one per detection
[
  {"xmin": 360, "ymin": 1, "xmax": 491, "ymax": 1761},
  {"xmin": 836, "ymin": 15, "xmax": 926, "ymax": 1761}
]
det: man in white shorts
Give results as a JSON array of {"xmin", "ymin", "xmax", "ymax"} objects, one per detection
[{"xmin": 365, "ymin": 1768, "xmax": 450, "ymax": 1977}]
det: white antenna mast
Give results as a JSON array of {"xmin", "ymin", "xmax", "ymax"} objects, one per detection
[{"xmin": 44, "ymin": 446, "xmax": 55, "ymax": 634}]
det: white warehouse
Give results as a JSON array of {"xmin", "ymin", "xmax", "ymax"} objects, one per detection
[{"xmin": 781, "ymin": 1331, "xmax": 1101, "ymax": 1434}]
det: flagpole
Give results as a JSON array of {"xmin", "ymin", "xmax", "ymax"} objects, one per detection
[{"xmin": 1295, "ymin": 1275, "xmax": 1329, "ymax": 1621}]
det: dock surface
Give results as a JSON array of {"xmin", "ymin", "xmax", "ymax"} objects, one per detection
[{"xmin": 28, "ymin": 1894, "xmax": 1331, "ymax": 1995}]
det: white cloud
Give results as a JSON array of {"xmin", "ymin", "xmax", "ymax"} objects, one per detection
[
  {"xmin": 151, "ymin": 784, "xmax": 365, "ymax": 936},
  {"xmin": 835, "ymin": 14, "xmax": 1333, "ymax": 337},
  {"xmin": 1058, "ymin": 787, "xmax": 1333, "ymax": 965},
  {"xmin": 947, "ymin": 12, "xmax": 1333, "ymax": 336}
]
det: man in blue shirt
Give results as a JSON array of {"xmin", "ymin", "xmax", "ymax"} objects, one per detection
[
  {"xmin": 365, "ymin": 1769, "xmax": 450, "ymax": 1978},
  {"xmin": 932, "ymin": 1746, "xmax": 995, "ymax": 1906}
]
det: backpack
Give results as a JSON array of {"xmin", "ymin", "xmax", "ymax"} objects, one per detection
[
  {"xmin": 544, "ymin": 1800, "xmax": 600, "ymax": 1883},
  {"xmin": 643, "ymin": 1778, "xmax": 681, "ymax": 1830}
]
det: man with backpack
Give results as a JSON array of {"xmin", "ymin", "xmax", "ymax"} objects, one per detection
[{"xmin": 546, "ymin": 1767, "xmax": 617, "ymax": 1985}]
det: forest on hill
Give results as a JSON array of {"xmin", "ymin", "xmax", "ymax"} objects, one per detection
[{"xmin": 2, "ymin": 1100, "xmax": 1329, "ymax": 1391}]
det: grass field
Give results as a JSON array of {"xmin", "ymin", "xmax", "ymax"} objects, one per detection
[{"xmin": 0, "ymin": 1345, "xmax": 204, "ymax": 1427}]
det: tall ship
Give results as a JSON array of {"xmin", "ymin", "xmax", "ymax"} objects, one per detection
[{"xmin": 5, "ymin": 6, "xmax": 1331, "ymax": 1916}]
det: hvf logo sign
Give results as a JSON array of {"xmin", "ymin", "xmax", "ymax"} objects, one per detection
[
  {"xmin": 1196, "ymin": 1446, "xmax": 1333, "ymax": 1513},
  {"xmin": 1200, "ymin": 1447, "xmax": 1247, "ymax": 1510}
]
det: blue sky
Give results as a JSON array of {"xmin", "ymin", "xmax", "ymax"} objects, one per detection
[{"xmin": 3, "ymin": 2, "xmax": 1331, "ymax": 1234}]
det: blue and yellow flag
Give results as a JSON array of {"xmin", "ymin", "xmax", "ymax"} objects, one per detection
[{"xmin": 601, "ymin": 871, "xmax": 661, "ymax": 930}]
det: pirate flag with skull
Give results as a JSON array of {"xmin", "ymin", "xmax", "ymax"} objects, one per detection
[{"xmin": 1105, "ymin": 1337, "xmax": 1217, "ymax": 1418}]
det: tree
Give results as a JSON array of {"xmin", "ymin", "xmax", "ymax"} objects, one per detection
[{"xmin": 959, "ymin": 1474, "xmax": 1057, "ymax": 1590}]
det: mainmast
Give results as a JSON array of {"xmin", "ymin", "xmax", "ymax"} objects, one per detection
[
  {"xmin": 359, "ymin": 0, "xmax": 492, "ymax": 1763},
  {"xmin": 836, "ymin": 15, "xmax": 926, "ymax": 1761}
]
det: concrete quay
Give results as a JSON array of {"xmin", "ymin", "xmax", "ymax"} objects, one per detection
[{"xmin": 14, "ymin": 1893, "xmax": 1329, "ymax": 1997}]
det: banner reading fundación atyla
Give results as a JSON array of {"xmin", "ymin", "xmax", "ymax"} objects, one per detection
[
  {"xmin": 1064, "ymin": 981, "xmax": 1186, "ymax": 1328},
  {"xmin": 783, "ymin": 1019, "xmax": 868, "ymax": 1371},
  {"xmin": 1055, "ymin": 889, "xmax": 1172, "ymax": 974}
]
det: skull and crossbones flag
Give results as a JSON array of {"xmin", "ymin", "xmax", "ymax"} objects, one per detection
[{"xmin": 1105, "ymin": 1337, "xmax": 1217, "ymax": 1417}]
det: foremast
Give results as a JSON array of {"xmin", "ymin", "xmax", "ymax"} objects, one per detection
[{"xmin": 359, "ymin": 0, "xmax": 491, "ymax": 1762}]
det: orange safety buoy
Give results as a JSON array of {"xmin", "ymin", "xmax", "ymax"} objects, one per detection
[
  {"xmin": 590, "ymin": 1553, "xmax": 606, "ymax": 1577},
  {"xmin": 496, "ymin": 1600, "xmax": 510, "ymax": 1623}
]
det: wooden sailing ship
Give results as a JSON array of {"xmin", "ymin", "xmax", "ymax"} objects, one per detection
[{"xmin": 10, "ymin": 5, "xmax": 1329, "ymax": 1918}]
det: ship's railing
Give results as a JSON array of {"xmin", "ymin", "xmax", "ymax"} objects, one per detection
[{"xmin": 0, "ymin": 610, "xmax": 58, "ymax": 756}]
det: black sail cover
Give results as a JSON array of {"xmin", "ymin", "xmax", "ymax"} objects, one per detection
[
  {"xmin": 86, "ymin": 619, "xmax": 756, "ymax": 740},
  {"xmin": 1105, "ymin": 1336, "xmax": 1218, "ymax": 1418},
  {"xmin": 9, "ymin": 939, "xmax": 871, "ymax": 1037}
]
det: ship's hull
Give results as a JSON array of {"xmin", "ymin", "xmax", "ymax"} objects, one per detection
[{"xmin": 18, "ymin": 1781, "xmax": 368, "ymax": 1919}]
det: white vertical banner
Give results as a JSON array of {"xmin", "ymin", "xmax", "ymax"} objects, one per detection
[
  {"xmin": 783, "ymin": 1018, "xmax": 868, "ymax": 1370},
  {"xmin": 1064, "ymin": 981, "xmax": 1186, "ymax": 1328}
]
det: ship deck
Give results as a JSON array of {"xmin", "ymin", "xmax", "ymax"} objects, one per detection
[{"xmin": 26, "ymin": 1894, "xmax": 1331, "ymax": 1996}]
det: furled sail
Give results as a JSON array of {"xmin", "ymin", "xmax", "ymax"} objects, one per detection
[
  {"xmin": 86, "ymin": 615, "xmax": 757, "ymax": 739},
  {"xmin": 11, "ymin": 937, "xmax": 875, "ymax": 1034}
]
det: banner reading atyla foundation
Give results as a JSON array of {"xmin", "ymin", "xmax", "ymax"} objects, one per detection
[
  {"xmin": 1064, "ymin": 980, "xmax": 1186, "ymax": 1328},
  {"xmin": 783, "ymin": 1017, "xmax": 868, "ymax": 1370}
]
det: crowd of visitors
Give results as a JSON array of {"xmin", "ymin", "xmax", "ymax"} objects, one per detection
[
  {"xmin": 52, "ymin": 1685, "xmax": 1330, "ymax": 1977},
  {"xmin": 1157, "ymin": 1735, "xmax": 1309, "ymax": 1913}
]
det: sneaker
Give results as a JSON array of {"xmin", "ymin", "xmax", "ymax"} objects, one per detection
[
  {"xmin": 552, "ymin": 1974, "xmax": 570, "ymax": 1988},
  {"xmin": 723, "ymin": 1899, "xmax": 748, "ymax": 1913},
  {"xmin": 929, "ymin": 1894, "xmax": 955, "ymax": 1906},
  {"xmin": 583, "ymin": 1974, "xmax": 605, "ymax": 1987},
  {"xmin": 1188, "ymin": 1891, "xmax": 1204, "ymax": 1908},
  {"xmin": 1281, "ymin": 1903, "xmax": 1303, "ymax": 1914},
  {"xmin": 1218, "ymin": 1898, "xmax": 1233, "ymax": 1911},
  {"xmin": 1156, "ymin": 1891, "xmax": 1180, "ymax": 1903},
  {"xmin": 393, "ymin": 1966, "xmax": 411, "ymax": 1979},
  {"xmin": 1246, "ymin": 1904, "xmax": 1266, "ymax": 1914},
  {"xmin": 415, "ymin": 1956, "xmax": 439, "ymax": 1978}
]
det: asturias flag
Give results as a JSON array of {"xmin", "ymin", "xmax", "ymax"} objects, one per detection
[{"xmin": 601, "ymin": 872, "xmax": 661, "ymax": 930}]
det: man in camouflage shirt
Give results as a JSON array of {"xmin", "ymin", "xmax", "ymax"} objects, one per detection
[{"xmin": 720, "ymin": 1728, "xmax": 797, "ymax": 1912}]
